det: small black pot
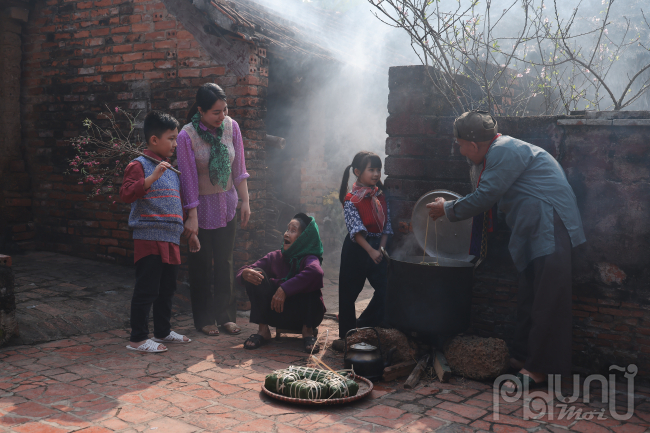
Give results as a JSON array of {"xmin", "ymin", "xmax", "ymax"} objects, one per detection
[{"xmin": 343, "ymin": 327, "xmax": 390, "ymax": 381}]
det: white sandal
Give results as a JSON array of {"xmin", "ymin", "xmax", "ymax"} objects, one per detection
[
  {"xmin": 152, "ymin": 330, "xmax": 191, "ymax": 344},
  {"xmin": 126, "ymin": 339, "xmax": 168, "ymax": 353}
]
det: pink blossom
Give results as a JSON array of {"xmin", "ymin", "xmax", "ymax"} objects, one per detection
[
  {"xmin": 78, "ymin": 182, "xmax": 83, "ymax": 184},
  {"xmin": 517, "ymin": 74, "xmax": 523, "ymax": 78},
  {"xmin": 115, "ymin": 107, "xmax": 119, "ymax": 113},
  {"xmin": 113, "ymin": 201, "xmax": 116, "ymax": 204},
  {"xmin": 73, "ymin": 169, "xmax": 79, "ymax": 172}
]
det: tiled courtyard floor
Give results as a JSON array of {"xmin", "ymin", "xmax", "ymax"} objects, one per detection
[{"xmin": 1, "ymin": 252, "xmax": 650, "ymax": 432}]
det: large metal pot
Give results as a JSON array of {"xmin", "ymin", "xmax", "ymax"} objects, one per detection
[{"xmin": 383, "ymin": 190, "xmax": 476, "ymax": 342}]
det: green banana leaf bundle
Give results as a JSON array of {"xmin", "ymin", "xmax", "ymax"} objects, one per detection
[
  {"xmin": 322, "ymin": 376, "xmax": 360, "ymax": 398},
  {"xmin": 264, "ymin": 369, "xmax": 301, "ymax": 393},
  {"xmin": 265, "ymin": 366, "xmax": 358, "ymax": 400},
  {"xmin": 283, "ymin": 379, "xmax": 328, "ymax": 399}
]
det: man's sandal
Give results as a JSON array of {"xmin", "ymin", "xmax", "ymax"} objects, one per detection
[
  {"xmin": 221, "ymin": 322, "xmax": 241, "ymax": 335},
  {"xmin": 506, "ymin": 372, "xmax": 547, "ymax": 391},
  {"xmin": 126, "ymin": 339, "xmax": 167, "ymax": 353},
  {"xmin": 152, "ymin": 330, "xmax": 191, "ymax": 344},
  {"xmin": 201, "ymin": 325, "xmax": 220, "ymax": 336},
  {"xmin": 304, "ymin": 336, "xmax": 320, "ymax": 354},
  {"xmin": 244, "ymin": 334, "xmax": 269, "ymax": 350}
]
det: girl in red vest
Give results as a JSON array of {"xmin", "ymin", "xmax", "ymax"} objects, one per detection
[{"xmin": 337, "ymin": 151, "xmax": 393, "ymax": 341}]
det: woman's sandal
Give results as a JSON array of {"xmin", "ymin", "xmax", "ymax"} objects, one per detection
[
  {"xmin": 303, "ymin": 336, "xmax": 320, "ymax": 354},
  {"xmin": 221, "ymin": 322, "xmax": 241, "ymax": 335},
  {"xmin": 126, "ymin": 339, "xmax": 167, "ymax": 353},
  {"xmin": 201, "ymin": 325, "xmax": 220, "ymax": 336},
  {"xmin": 152, "ymin": 330, "xmax": 191, "ymax": 344},
  {"xmin": 244, "ymin": 334, "xmax": 269, "ymax": 350}
]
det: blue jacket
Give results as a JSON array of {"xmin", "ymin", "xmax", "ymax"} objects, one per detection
[{"xmin": 445, "ymin": 135, "xmax": 586, "ymax": 271}]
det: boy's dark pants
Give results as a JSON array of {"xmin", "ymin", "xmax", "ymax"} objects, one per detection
[
  {"xmin": 512, "ymin": 210, "xmax": 573, "ymax": 376},
  {"xmin": 188, "ymin": 217, "xmax": 237, "ymax": 330},
  {"xmin": 338, "ymin": 235, "xmax": 387, "ymax": 338},
  {"xmin": 244, "ymin": 268, "xmax": 324, "ymax": 330},
  {"xmin": 130, "ymin": 254, "xmax": 178, "ymax": 342}
]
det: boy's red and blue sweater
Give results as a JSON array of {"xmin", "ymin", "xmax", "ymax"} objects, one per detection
[{"xmin": 128, "ymin": 156, "xmax": 184, "ymax": 244}]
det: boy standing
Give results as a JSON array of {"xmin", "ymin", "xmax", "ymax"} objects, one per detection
[{"xmin": 120, "ymin": 111, "xmax": 191, "ymax": 352}]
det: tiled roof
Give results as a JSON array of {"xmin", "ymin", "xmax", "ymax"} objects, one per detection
[{"xmin": 206, "ymin": 0, "xmax": 337, "ymax": 61}]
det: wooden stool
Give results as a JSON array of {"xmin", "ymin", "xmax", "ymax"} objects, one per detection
[{"xmin": 275, "ymin": 327, "xmax": 319, "ymax": 341}]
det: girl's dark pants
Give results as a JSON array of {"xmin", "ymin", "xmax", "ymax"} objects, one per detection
[
  {"xmin": 188, "ymin": 217, "xmax": 237, "ymax": 330},
  {"xmin": 512, "ymin": 210, "xmax": 573, "ymax": 376},
  {"xmin": 244, "ymin": 268, "xmax": 324, "ymax": 329},
  {"xmin": 130, "ymin": 254, "xmax": 178, "ymax": 342},
  {"xmin": 338, "ymin": 235, "xmax": 387, "ymax": 338}
]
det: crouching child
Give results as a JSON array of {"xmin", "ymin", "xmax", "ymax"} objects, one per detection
[{"xmin": 119, "ymin": 111, "xmax": 191, "ymax": 352}]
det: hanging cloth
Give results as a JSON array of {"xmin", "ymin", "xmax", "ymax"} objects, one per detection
[{"xmin": 469, "ymin": 134, "xmax": 501, "ymax": 259}]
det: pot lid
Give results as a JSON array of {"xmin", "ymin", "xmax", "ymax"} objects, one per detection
[
  {"xmin": 349, "ymin": 342, "xmax": 377, "ymax": 351},
  {"xmin": 411, "ymin": 190, "xmax": 474, "ymax": 262}
]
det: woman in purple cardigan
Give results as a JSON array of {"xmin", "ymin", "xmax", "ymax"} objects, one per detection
[
  {"xmin": 177, "ymin": 83, "xmax": 250, "ymax": 337},
  {"xmin": 236, "ymin": 213, "xmax": 325, "ymax": 353}
]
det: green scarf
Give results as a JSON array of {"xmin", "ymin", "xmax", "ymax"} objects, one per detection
[
  {"xmin": 280, "ymin": 216, "xmax": 324, "ymax": 282},
  {"xmin": 192, "ymin": 111, "xmax": 231, "ymax": 190}
]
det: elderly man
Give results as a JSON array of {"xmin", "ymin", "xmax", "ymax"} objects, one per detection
[{"xmin": 427, "ymin": 110, "xmax": 585, "ymax": 388}]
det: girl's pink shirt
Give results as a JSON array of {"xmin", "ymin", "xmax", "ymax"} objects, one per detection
[{"xmin": 176, "ymin": 119, "xmax": 249, "ymax": 230}]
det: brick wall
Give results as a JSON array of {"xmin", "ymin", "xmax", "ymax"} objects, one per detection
[
  {"xmin": 20, "ymin": 0, "xmax": 268, "ymax": 270},
  {"xmin": 1, "ymin": 12, "xmax": 35, "ymax": 252},
  {"xmin": 385, "ymin": 65, "xmax": 650, "ymax": 378}
]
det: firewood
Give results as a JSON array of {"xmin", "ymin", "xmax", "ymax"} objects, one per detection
[
  {"xmin": 382, "ymin": 360, "xmax": 417, "ymax": 382},
  {"xmin": 434, "ymin": 350, "xmax": 452, "ymax": 383},
  {"xmin": 404, "ymin": 354, "xmax": 430, "ymax": 389}
]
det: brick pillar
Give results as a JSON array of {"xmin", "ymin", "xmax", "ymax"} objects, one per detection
[
  {"xmin": 230, "ymin": 45, "xmax": 268, "ymax": 307},
  {"xmin": 0, "ymin": 8, "xmax": 34, "ymax": 252},
  {"xmin": 0, "ymin": 254, "xmax": 18, "ymax": 346},
  {"xmin": 383, "ymin": 65, "xmax": 466, "ymax": 248},
  {"xmin": 230, "ymin": 45, "xmax": 268, "ymax": 270}
]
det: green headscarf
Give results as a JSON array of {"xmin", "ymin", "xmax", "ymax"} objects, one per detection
[
  {"xmin": 191, "ymin": 111, "xmax": 231, "ymax": 190},
  {"xmin": 280, "ymin": 216, "xmax": 324, "ymax": 282}
]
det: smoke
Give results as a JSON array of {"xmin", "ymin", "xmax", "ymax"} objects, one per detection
[{"xmin": 253, "ymin": 0, "xmax": 419, "ymax": 163}]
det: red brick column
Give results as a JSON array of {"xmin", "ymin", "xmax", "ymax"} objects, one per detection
[{"xmin": 1, "ymin": 11, "xmax": 34, "ymax": 251}]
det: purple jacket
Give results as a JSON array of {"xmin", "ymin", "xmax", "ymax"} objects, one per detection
[{"xmin": 236, "ymin": 250, "xmax": 326, "ymax": 310}]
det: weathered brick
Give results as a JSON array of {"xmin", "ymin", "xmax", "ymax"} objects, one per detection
[
  {"xmin": 178, "ymin": 69, "xmax": 200, "ymax": 78},
  {"xmin": 122, "ymin": 52, "xmax": 142, "ymax": 62},
  {"xmin": 134, "ymin": 62, "xmax": 154, "ymax": 71}
]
